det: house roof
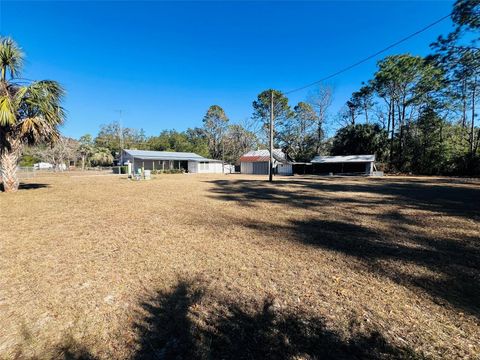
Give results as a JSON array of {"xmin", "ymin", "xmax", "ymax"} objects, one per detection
[
  {"xmin": 240, "ymin": 149, "xmax": 289, "ymax": 163},
  {"xmin": 123, "ymin": 149, "xmax": 221, "ymax": 162},
  {"xmin": 311, "ymin": 155, "xmax": 375, "ymax": 163}
]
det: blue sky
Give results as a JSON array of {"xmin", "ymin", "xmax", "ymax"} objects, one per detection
[{"xmin": 1, "ymin": 1, "xmax": 455, "ymax": 138}]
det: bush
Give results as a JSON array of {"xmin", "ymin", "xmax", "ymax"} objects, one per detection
[
  {"xmin": 19, "ymin": 154, "xmax": 40, "ymax": 167},
  {"xmin": 112, "ymin": 166, "xmax": 128, "ymax": 174},
  {"xmin": 152, "ymin": 169, "xmax": 184, "ymax": 174},
  {"xmin": 452, "ymin": 154, "xmax": 480, "ymax": 176}
]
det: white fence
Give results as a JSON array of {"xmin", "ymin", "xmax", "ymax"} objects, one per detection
[
  {"xmin": 17, "ymin": 167, "xmax": 37, "ymax": 179},
  {"xmin": 13, "ymin": 166, "xmax": 126, "ymax": 178}
]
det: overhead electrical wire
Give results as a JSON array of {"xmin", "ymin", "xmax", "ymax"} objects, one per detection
[{"xmin": 284, "ymin": 12, "xmax": 453, "ymax": 95}]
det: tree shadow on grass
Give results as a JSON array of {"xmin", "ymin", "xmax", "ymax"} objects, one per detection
[
  {"xmin": 12, "ymin": 333, "xmax": 98, "ymax": 360},
  {"xmin": 134, "ymin": 280, "xmax": 424, "ymax": 360},
  {"xmin": 288, "ymin": 218, "xmax": 480, "ymax": 317},
  {"xmin": 206, "ymin": 177, "xmax": 480, "ymax": 219},
  {"xmin": 15, "ymin": 280, "xmax": 424, "ymax": 359},
  {"xmin": 206, "ymin": 178, "xmax": 480, "ymax": 317}
]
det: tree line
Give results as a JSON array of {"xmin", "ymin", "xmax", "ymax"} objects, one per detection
[
  {"xmin": 16, "ymin": 0, "xmax": 480, "ymax": 176},
  {"xmin": 2, "ymin": 0, "xmax": 478, "ymax": 191},
  {"xmin": 20, "ymin": 114, "xmax": 260, "ymax": 169},
  {"xmin": 252, "ymin": 0, "xmax": 480, "ymax": 175},
  {"xmin": 245, "ymin": 48, "xmax": 477, "ymax": 175}
]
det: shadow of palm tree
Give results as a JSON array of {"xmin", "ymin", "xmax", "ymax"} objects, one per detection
[
  {"xmin": 12, "ymin": 280, "xmax": 425, "ymax": 359},
  {"xmin": 134, "ymin": 280, "xmax": 424, "ymax": 360},
  {"xmin": 133, "ymin": 281, "xmax": 202, "ymax": 359},
  {"xmin": 0, "ymin": 183, "xmax": 49, "ymax": 192}
]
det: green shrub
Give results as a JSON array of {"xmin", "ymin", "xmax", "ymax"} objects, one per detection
[
  {"xmin": 152, "ymin": 169, "xmax": 184, "ymax": 174},
  {"xmin": 19, "ymin": 154, "xmax": 40, "ymax": 167},
  {"xmin": 111, "ymin": 166, "xmax": 129, "ymax": 174}
]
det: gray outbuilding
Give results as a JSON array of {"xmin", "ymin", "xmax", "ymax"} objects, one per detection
[{"xmin": 310, "ymin": 154, "xmax": 376, "ymax": 175}]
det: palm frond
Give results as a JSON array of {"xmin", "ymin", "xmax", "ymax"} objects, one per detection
[
  {"xmin": 0, "ymin": 37, "xmax": 24, "ymax": 81},
  {"xmin": 19, "ymin": 116, "xmax": 60, "ymax": 144},
  {"xmin": 16, "ymin": 80, "xmax": 66, "ymax": 126},
  {"xmin": 0, "ymin": 37, "xmax": 65, "ymax": 152},
  {"xmin": 0, "ymin": 93, "xmax": 16, "ymax": 126}
]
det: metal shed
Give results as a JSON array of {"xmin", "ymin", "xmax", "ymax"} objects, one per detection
[
  {"xmin": 240, "ymin": 149, "xmax": 293, "ymax": 175},
  {"xmin": 310, "ymin": 155, "xmax": 375, "ymax": 175}
]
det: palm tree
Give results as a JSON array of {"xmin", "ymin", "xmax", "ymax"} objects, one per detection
[
  {"xmin": 0, "ymin": 37, "xmax": 65, "ymax": 192},
  {"xmin": 90, "ymin": 147, "xmax": 114, "ymax": 166}
]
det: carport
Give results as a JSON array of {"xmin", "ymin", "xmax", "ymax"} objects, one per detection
[{"xmin": 310, "ymin": 155, "xmax": 375, "ymax": 175}]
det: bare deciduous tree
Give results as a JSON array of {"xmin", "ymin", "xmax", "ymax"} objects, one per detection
[
  {"xmin": 307, "ymin": 85, "xmax": 333, "ymax": 154},
  {"xmin": 36, "ymin": 137, "xmax": 79, "ymax": 171}
]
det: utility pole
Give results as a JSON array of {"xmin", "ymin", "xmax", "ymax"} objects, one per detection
[
  {"xmin": 221, "ymin": 127, "xmax": 225, "ymax": 174},
  {"xmin": 115, "ymin": 110, "xmax": 124, "ymax": 165},
  {"xmin": 269, "ymin": 90, "xmax": 274, "ymax": 182}
]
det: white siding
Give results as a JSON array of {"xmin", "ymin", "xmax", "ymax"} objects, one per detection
[
  {"xmin": 200, "ymin": 162, "xmax": 223, "ymax": 173},
  {"xmin": 188, "ymin": 161, "xmax": 198, "ymax": 173},
  {"xmin": 277, "ymin": 163, "xmax": 293, "ymax": 175},
  {"xmin": 189, "ymin": 161, "xmax": 224, "ymax": 173},
  {"xmin": 223, "ymin": 164, "xmax": 235, "ymax": 173},
  {"xmin": 241, "ymin": 162, "xmax": 253, "ymax": 174}
]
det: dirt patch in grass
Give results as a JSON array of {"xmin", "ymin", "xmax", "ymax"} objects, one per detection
[{"xmin": 1, "ymin": 173, "xmax": 479, "ymax": 359}]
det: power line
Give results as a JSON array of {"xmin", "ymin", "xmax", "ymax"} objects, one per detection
[{"xmin": 284, "ymin": 12, "xmax": 452, "ymax": 95}]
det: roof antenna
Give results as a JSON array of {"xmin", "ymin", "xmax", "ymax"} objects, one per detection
[{"xmin": 115, "ymin": 110, "xmax": 124, "ymax": 164}]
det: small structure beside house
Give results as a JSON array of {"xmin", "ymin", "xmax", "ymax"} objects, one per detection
[
  {"xmin": 310, "ymin": 154, "xmax": 375, "ymax": 175},
  {"xmin": 34, "ymin": 162, "xmax": 54, "ymax": 170},
  {"xmin": 291, "ymin": 162, "xmax": 313, "ymax": 175},
  {"xmin": 240, "ymin": 149, "xmax": 293, "ymax": 175},
  {"xmin": 33, "ymin": 162, "xmax": 69, "ymax": 171},
  {"xmin": 121, "ymin": 149, "xmax": 225, "ymax": 174}
]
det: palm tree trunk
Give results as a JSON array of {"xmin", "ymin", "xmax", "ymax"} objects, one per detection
[{"xmin": 0, "ymin": 143, "xmax": 21, "ymax": 192}]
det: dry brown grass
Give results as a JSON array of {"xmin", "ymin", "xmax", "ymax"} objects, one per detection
[{"xmin": 0, "ymin": 173, "xmax": 479, "ymax": 359}]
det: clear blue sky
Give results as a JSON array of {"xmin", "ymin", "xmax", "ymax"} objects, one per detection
[{"xmin": 1, "ymin": 1, "xmax": 455, "ymax": 139}]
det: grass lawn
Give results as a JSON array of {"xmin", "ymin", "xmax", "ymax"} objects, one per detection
[{"xmin": 1, "ymin": 173, "xmax": 479, "ymax": 359}]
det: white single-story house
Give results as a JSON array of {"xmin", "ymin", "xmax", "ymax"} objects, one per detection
[
  {"xmin": 240, "ymin": 149, "xmax": 293, "ymax": 175},
  {"xmin": 121, "ymin": 149, "xmax": 226, "ymax": 174},
  {"xmin": 310, "ymin": 154, "xmax": 375, "ymax": 175}
]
